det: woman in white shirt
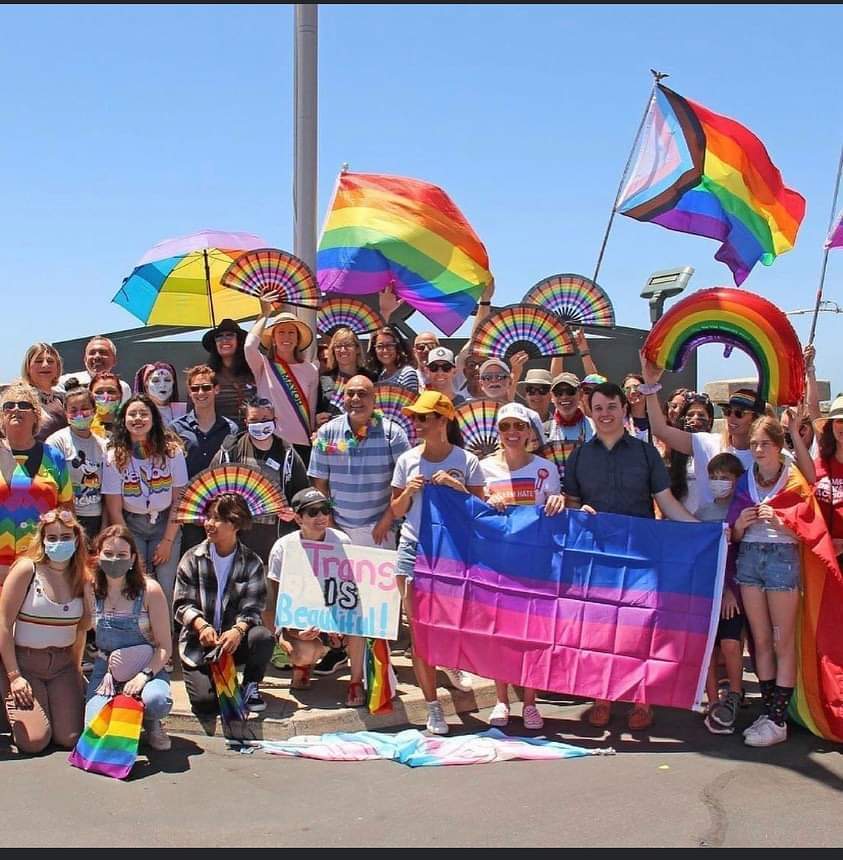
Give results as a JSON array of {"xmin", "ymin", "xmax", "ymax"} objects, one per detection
[
  {"xmin": 103, "ymin": 396, "xmax": 187, "ymax": 611},
  {"xmin": 480, "ymin": 402, "xmax": 565, "ymax": 731}
]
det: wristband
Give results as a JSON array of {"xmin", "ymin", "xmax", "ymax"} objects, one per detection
[
  {"xmin": 638, "ymin": 383, "xmax": 663, "ymax": 396},
  {"xmin": 478, "ymin": 301, "xmax": 491, "ymax": 306},
  {"xmin": 580, "ymin": 351, "xmax": 591, "ymax": 357}
]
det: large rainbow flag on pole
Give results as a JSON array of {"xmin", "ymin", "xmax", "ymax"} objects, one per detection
[
  {"xmin": 414, "ymin": 487, "xmax": 726, "ymax": 711},
  {"xmin": 617, "ymin": 85, "xmax": 805, "ymax": 285},
  {"xmin": 317, "ymin": 171, "xmax": 493, "ymax": 336}
]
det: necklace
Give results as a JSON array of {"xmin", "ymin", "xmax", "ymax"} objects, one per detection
[
  {"xmin": 315, "ymin": 410, "xmax": 384, "ymax": 454},
  {"xmin": 754, "ymin": 462, "xmax": 782, "ymax": 489}
]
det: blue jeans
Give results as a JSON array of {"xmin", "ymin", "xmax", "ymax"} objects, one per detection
[
  {"xmin": 124, "ymin": 509, "xmax": 182, "ymax": 610},
  {"xmin": 396, "ymin": 536, "xmax": 419, "ymax": 580},
  {"xmin": 736, "ymin": 541, "xmax": 801, "ymax": 592}
]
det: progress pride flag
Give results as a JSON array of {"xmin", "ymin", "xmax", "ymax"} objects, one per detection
[{"xmin": 413, "ymin": 487, "xmax": 726, "ymax": 711}]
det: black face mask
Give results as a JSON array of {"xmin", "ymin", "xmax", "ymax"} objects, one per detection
[{"xmin": 99, "ymin": 558, "xmax": 133, "ymax": 579}]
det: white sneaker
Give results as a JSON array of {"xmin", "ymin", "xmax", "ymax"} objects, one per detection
[
  {"xmin": 742, "ymin": 714, "xmax": 768, "ymax": 737},
  {"xmin": 425, "ymin": 702, "xmax": 449, "ymax": 735},
  {"xmin": 489, "ymin": 702, "xmax": 510, "ymax": 727},
  {"xmin": 744, "ymin": 717, "xmax": 787, "ymax": 747},
  {"xmin": 442, "ymin": 668, "xmax": 473, "ymax": 692},
  {"xmin": 143, "ymin": 720, "xmax": 172, "ymax": 751}
]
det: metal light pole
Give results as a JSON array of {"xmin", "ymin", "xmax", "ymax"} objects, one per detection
[{"xmin": 293, "ymin": 4, "xmax": 318, "ymax": 356}]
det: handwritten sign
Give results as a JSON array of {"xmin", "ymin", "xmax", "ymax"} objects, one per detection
[{"xmin": 276, "ymin": 540, "xmax": 401, "ymax": 639}]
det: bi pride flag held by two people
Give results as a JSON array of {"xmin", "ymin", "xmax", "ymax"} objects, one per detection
[{"xmin": 414, "ymin": 486, "xmax": 727, "ymax": 712}]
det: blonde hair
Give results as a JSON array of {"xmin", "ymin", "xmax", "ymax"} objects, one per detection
[
  {"xmin": 1, "ymin": 380, "xmax": 42, "ymax": 432},
  {"xmin": 21, "ymin": 342, "xmax": 63, "ymax": 387},
  {"xmin": 750, "ymin": 415, "xmax": 785, "ymax": 450},
  {"xmin": 26, "ymin": 509, "xmax": 92, "ymax": 599},
  {"xmin": 324, "ymin": 327, "xmax": 365, "ymax": 373}
]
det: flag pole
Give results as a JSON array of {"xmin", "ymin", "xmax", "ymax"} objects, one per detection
[
  {"xmin": 807, "ymin": 144, "xmax": 843, "ymax": 345},
  {"xmin": 592, "ymin": 69, "xmax": 667, "ymax": 286}
]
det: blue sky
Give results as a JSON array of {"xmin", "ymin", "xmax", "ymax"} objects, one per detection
[{"xmin": 2, "ymin": 4, "xmax": 841, "ymax": 392}]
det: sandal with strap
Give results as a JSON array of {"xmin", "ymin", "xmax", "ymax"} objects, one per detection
[
  {"xmin": 586, "ymin": 701, "xmax": 612, "ymax": 728},
  {"xmin": 345, "ymin": 681, "xmax": 365, "ymax": 708},
  {"xmin": 627, "ymin": 705, "xmax": 654, "ymax": 731},
  {"xmin": 291, "ymin": 666, "xmax": 312, "ymax": 690}
]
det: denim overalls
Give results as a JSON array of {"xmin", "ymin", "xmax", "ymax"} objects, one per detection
[{"xmin": 84, "ymin": 592, "xmax": 172, "ymax": 725}]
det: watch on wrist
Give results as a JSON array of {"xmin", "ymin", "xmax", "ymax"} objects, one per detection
[
  {"xmin": 141, "ymin": 669, "xmax": 154, "ymax": 680},
  {"xmin": 638, "ymin": 383, "xmax": 663, "ymax": 396}
]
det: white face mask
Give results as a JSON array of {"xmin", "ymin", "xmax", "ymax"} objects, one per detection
[
  {"xmin": 247, "ymin": 421, "xmax": 275, "ymax": 441},
  {"xmin": 147, "ymin": 371, "xmax": 173, "ymax": 402},
  {"xmin": 710, "ymin": 479, "xmax": 734, "ymax": 499}
]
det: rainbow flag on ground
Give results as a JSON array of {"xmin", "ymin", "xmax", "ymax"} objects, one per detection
[
  {"xmin": 317, "ymin": 171, "xmax": 493, "ymax": 336},
  {"xmin": 364, "ymin": 638, "xmax": 397, "ymax": 715},
  {"xmin": 68, "ymin": 694, "xmax": 144, "ymax": 780},
  {"xmin": 413, "ymin": 487, "xmax": 726, "ymax": 711},
  {"xmin": 617, "ymin": 85, "xmax": 805, "ymax": 285}
]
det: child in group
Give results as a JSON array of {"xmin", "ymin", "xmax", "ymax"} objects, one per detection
[
  {"xmin": 266, "ymin": 488, "xmax": 366, "ymax": 707},
  {"xmin": 696, "ymin": 452, "xmax": 746, "ymax": 734}
]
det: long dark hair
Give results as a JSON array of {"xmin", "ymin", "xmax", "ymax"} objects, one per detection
[
  {"xmin": 207, "ymin": 333, "xmax": 250, "ymax": 377},
  {"xmin": 109, "ymin": 395, "xmax": 182, "ymax": 472},
  {"xmin": 366, "ymin": 325, "xmax": 411, "ymax": 375},
  {"xmin": 92, "ymin": 524, "xmax": 147, "ymax": 600},
  {"xmin": 669, "ymin": 396, "xmax": 715, "ymax": 501},
  {"xmin": 446, "ymin": 417, "xmax": 464, "ymax": 447},
  {"xmin": 818, "ymin": 418, "xmax": 841, "ymax": 463}
]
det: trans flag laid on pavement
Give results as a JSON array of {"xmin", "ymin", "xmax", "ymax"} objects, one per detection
[{"xmin": 413, "ymin": 487, "xmax": 726, "ymax": 711}]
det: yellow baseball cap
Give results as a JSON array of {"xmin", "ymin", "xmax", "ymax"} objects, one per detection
[{"xmin": 401, "ymin": 390, "xmax": 456, "ymax": 420}]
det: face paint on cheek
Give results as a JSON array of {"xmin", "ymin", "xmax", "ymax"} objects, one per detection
[{"xmin": 147, "ymin": 373, "xmax": 174, "ymax": 401}]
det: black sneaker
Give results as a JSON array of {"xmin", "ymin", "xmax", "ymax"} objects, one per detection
[
  {"xmin": 709, "ymin": 690, "xmax": 741, "ymax": 730},
  {"xmin": 242, "ymin": 681, "xmax": 266, "ymax": 713},
  {"xmin": 312, "ymin": 647, "xmax": 349, "ymax": 676}
]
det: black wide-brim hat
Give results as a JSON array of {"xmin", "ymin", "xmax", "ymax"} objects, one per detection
[{"xmin": 202, "ymin": 318, "xmax": 247, "ymax": 353}]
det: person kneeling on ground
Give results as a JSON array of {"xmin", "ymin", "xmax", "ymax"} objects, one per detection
[
  {"xmin": 173, "ymin": 494, "xmax": 274, "ymax": 716},
  {"xmin": 267, "ymin": 488, "xmax": 366, "ymax": 707}
]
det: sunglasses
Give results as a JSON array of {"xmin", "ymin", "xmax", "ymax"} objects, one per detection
[
  {"xmin": 525, "ymin": 386, "xmax": 551, "ymax": 396},
  {"xmin": 499, "ymin": 420, "xmax": 528, "ymax": 432},
  {"xmin": 721, "ymin": 406, "xmax": 751, "ymax": 419},
  {"xmin": 189, "ymin": 383, "xmax": 214, "ymax": 393},
  {"xmin": 375, "ymin": 342, "xmax": 397, "ymax": 351},
  {"xmin": 552, "ymin": 385, "xmax": 578, "ymax": 397},
  {"xmin": 302, "ymin": 505, "xmax": 332, "ymax": 518},
  {"xmin": 411, "ymin": 412, "xmax": 440, "ymax": 423},
  {"xmin": 481, "ymin": 373, "xmax": 509, "ymax": 383},
  {"xmin": 428, "ymin": 363, "xmax": 453, "ymax": 373},
  {"xmin": 41, "ymin": 509, "xmax": 75, "ymax": 525},
  {"xmin": 2, "ymin": 401, "xmax": 35, "ymax": 412},
  {"xmin": 413, "ymin": 343, "xmax": 434, "ymax": 351}
]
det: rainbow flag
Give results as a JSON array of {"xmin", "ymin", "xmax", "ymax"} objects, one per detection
[
  {"xmin": 68, "ymin": 694, "xmax": 144, "ymax": 780},
  {"xmin": 317, "ymin": 171, "xmax": 493, "ymax": 336},
  {"xmin": 364, "ymin": 638, "xmax": 397, "ymax": 715},
  {"xmin": 210, "ymin": 652, "xmax": 249, "ymax": 728},
  {"xmin": 413, "ymin": 486, "xmax": 726, "ymax": 711},
  {"xmin": 617, "ymin": 85, "xmax": 805, "ymax": 285}
]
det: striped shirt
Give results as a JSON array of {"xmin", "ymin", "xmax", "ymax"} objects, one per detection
[
  {"xmin": 378, "ymin": 365, "xmax": 420, "ymax": 393},
  {"xmin": 308, "ymin": 414, "xmax": 410, "ymax": 530}
]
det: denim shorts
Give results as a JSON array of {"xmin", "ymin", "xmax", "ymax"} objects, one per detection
[
  {"xmin": 396, "ymin": 536, "xmax": 419, "ymax": 580},
  {"xmin": 736, "ymin": 541, "xmax": 801, "ymax": 592}
]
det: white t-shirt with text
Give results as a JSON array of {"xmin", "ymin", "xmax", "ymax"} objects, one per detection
[{"xmin": 480, "ymin": 454, "xmax": 561, "ymax": 506}]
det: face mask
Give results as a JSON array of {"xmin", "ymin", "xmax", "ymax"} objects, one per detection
[
  {"xmin": 44, "ymin": 538, "xmax": 77, "ymax": 563},
  {"xmin": 147, "ymin": 373, "xmax": 173, "ymax": 402},
  {"xmin": 94, "ymin": 394, "xmax": 120, "ymax": 416},
  {"xmin": 100, "ymin": 557, "xmax": 133, "ymax": 579},
  {"xmin": 710, "ymin": 479, "xmax": 734, "ymax": 499},
  {"xmin": 69, "ymin": 414, "xmax": 94, "ymax": 431},
  {"xmin": 247, "ymin": 421, "xmax": 275, "ymax": 441}
]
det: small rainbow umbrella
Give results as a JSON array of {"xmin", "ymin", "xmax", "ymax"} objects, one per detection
[{"xmin": 113, "ymin": 229, "xmax": 269, "ymax": 327}]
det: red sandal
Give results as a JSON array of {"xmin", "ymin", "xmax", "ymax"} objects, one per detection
[
  {"xmin": 291, "ymin": 666, "xmax": 312, "ymax": 690},
  {"xmin": 345, "ymin": 681, "xmax": 365, "ymax": 708}
]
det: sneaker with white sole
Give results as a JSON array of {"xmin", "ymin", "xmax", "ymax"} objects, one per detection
[
  {"xmin": 426, "ymin": 701, "xmax": 449, "ymax": 735},
  {"xmin": 704, "ymin": 713, "xmax": 734, "ymax": 735},
  {"xmin": 241, "ymin": 681, "xmax": 266, "ymax": 713},
  {"xmin": 143, "ymin": 719, "xmax": 172, "ymax": 751},
  {"xmin": 489, "ymin": 702, "xmax": 510, "ymax": 727},
  {"xmin": 742, "ymin": 714, "xmax": 768, "ymax": 737},
  {"xmin": 522, "ymin": 704, "xmax": 544, "ymax": 730},
  {"xmin": 442, "ymin": 668, "xmax": 473, "ymax": 692},
  {"xmin": 744, "ymin": 716, "xmax": 787, "ymax": 747},
  {"xmin": 709, "ymin": 691, "xmax": 741, "ymax": 731}
]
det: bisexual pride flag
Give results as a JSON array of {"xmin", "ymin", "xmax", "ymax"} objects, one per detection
[{"xmin": 414, "ymin": 487, "xmax": 726, "ymax": 711}]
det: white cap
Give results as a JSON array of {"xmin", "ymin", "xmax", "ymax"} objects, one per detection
[
  {"xmin": 496, "ymin": 402, "xmax": 532, "ymax": 426},
  {"xmin": 427, "ymin": 346, "xmax": 455, "ymax": 366}
]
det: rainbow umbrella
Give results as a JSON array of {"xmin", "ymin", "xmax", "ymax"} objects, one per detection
[{"xmin": 113, "ymin": 229, "xmax": 268, "ymax": 327}]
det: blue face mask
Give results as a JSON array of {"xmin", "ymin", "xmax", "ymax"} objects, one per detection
[{"xmin": 44, "ymin": 538, "xmax": 77, "ymax": 563}]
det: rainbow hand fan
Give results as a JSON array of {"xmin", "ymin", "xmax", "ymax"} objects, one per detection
[
  {"xmin": 538, "ymin": 440, "xmax": 580, "ymax": 484},
  {"xmin": 221, "ymin": 248, "xmax": 320, "ymax": 309},
  {"xmin": 68, "ymin": 693, "xmax": 144, "ymax": 780},
  {"xmin": 455, "ymin": 400, "xmax": 500, "ymax": 458},
  {"xmin": 373, "ymin": 384, "xmax": 418, "ymax": 445},
  {"xmin": 523, "ymin": 274, "xmax": 615, "ymax": 328},
  {"xmin": 472, "ymin": 305, "xmax": 576, "ymax": 360},
  {"xmin": 317, "ymin": 297, "xmax": 385, "ymax": 336},
  {"xmin": 176, "ymin": 465, "xmax": 294, "ymax": 524},
  {"xmin": 364, "ymin": 638, "xmax": 397, "ymax": 715}
]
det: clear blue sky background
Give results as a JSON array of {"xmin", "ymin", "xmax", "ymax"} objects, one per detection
[{"xmin": 2, "ymin": 4, "xmax": 841, "ymax": 393}]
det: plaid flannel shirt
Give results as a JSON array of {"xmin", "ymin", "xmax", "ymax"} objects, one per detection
[{"xmin": 173, "ymin": 539, "xmax": 267, "ymax": 668}]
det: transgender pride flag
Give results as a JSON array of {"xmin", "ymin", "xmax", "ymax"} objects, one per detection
[{"xmin": 414, "ymin": 487, "xmax": 726, "ymax": 711}]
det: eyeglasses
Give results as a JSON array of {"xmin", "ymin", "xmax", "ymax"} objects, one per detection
[
  {"xmin": 2, "ymin": 401, "xmax": 35, "ymax": 412},
  {"xmin": 722, "ymin": 406, "xmax": 750, "ymax": 419},
  {"xmin": 499, "ymin": 420, "xmax": 528, "ymax": 432},
  {"xmin": 40, "ymin": 509, "xmax": 75, "ymax": 525},
  {"xmin": 375, "ymin": 342, "xmax": 397, "ymax": 351},
  {"xmin": 333, "ymin": 343, "xmax": 355, "ymax": 352},
  {"xmin": 481, "ymin": 373, "xmax": 509, "ymax": 383},
  {"xmin": 525, "ymin": 386, "xmax": 551, "ymax": 396},
  {"xmin": 302, "ymin": 505, "xmax": 332, "ymax": 518},
  {"xmin": 189, "ymin": 383, "xmax": 214, "ymax": 393},
  {"xmin": 552, "ymin": 385, "xmax": 578, "ymax": 397},
  {"xmin": 428, "ymin": 363, "xmax": 453, "ymax": 373}
]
